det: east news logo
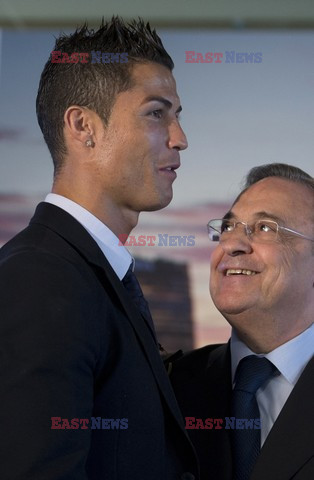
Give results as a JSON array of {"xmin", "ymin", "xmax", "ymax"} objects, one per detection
[{"xmin": 51, "ymin": 51, "xmax": 128, "ymax": 64}]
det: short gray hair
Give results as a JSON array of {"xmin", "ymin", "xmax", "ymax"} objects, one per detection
[{"xmin": 244, "ymin": 163, "xmax": 314, "ymax": 191}]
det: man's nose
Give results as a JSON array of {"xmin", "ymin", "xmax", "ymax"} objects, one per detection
[
  {"xmin": 168, "ymin": 121, "xmax": 188, "ymax": 151},
  {"xmin": 221, "ymin": 224, "xmax": 253, "ymax": 256}
]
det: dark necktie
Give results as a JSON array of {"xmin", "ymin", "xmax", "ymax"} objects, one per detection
[
  {"xmin": 122, "ymin": 264, "xmax": 157, "ymax": 341},
  {"xmin": 231, "ymin": 355, "xmax": 277, "ymax": 480}
]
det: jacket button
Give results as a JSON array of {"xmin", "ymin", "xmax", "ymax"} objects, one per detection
[{"xmin": 181, "ymin": 473, "xmax": 195, "ymax": 480}]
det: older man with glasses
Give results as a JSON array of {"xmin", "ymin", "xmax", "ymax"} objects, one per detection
[{"xmin": 170, "ymin": 163, "xmax": 314, "ymax": 480}]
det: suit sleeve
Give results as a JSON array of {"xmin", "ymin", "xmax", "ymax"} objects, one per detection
[{"xmin": 0, "ymin": 249, "xmax": 102, "ymax": 479}]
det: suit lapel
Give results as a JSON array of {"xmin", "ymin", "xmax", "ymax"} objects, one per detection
[
  {"xmin": 30, "ymin": 203, "xmax": 189, "ymax": 435},
  {"xmin": 251, "ymin": 356, "xmax": 314, "ymax": 480}
]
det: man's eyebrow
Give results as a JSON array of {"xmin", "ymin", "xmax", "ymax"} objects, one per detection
[
  {"xmin": 223, "ymin": 210, "xmax": 285, "ymax": 223},
  {"xmin": 142, "ymin": 95, "xmax": 182, "ymax": 113},
  {"xmin": 253, "ymin": 211, "xmax": 287, "ymax": 224},
  {"xmin": 222, "ymin": 211, "xmax": 233, "ymax": 220}
]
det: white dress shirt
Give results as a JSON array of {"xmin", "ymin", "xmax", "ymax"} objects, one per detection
[
  {"xmin": 45, "ymin": 193, "xmax": 133, "ymax": 280},
  {"xmin": 230, "ymin": 323, "xmax": 314, "ymax": 446}
]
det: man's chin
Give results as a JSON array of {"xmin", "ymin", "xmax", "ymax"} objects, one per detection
[
  {"xmin": 142, "ymin": 193, "xmax": 173, "ymax": 212},
  {"xmin": 215, "ymin": 302, "xmax": 253, "ymax": 320}
]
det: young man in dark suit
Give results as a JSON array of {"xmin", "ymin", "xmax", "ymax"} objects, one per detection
[
  {"xmin": 0, "ymin": 18, "xmax": 198, "ymax": 480},
  {"xmin": 170, "ymin": 164, "xmax": 314, "ymax": 480}
]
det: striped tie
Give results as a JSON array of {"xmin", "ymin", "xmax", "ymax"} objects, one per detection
[{"xmin": 231, "ymin": 355, "xmax": 277, "ymax": 480}]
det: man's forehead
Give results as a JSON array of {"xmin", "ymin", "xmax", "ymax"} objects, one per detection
[
  {"xmin": 230, "ymin": 177, "xmax": 313, "ymax": 222},
  {"xmin": 129, "ymin": 62, "xmax": 178, "ymax": 95},
  {"xmin": 236, "ymin": 177, "xmax": 311, "ymax": 204}
]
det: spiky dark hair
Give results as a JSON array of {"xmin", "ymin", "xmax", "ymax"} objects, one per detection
[{"xmin": 36, "ymin": 17, "xmax": 174, "ymax": 174}]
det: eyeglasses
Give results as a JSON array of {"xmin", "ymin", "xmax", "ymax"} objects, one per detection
[{"xmin": 207, "ymin": 218, "xmax": 314, "ymax": 243}]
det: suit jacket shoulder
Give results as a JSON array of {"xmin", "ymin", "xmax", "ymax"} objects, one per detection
[
  {"xmin": 252, "ymin": 355, "xmax": 314, "ymax": 480},
  {"xmin": 171, "ymin": 342, "xmax": 314, "ymax": 480},
  {"xmin": 0, "ymin": 202, "xmax": 199, "ymax": 480}
]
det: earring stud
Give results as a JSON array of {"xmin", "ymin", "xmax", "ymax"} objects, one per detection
[{"xmin": 86, "ymin": 139, "xmax": 95, "ymax": 148}]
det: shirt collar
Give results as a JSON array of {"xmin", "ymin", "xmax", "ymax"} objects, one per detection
[
  {"xmin": 231, "ymin": 323, "xmax": 314, "ymax": 386},
  {"xmin": 45, "ymin": 193, "xmax": 132, "ymax": 280}
]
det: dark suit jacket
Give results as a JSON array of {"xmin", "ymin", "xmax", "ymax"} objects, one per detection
[
  {"xmin": 170, "ymin": 343, "xmax": 314, "ymax": 480},
  {"xmin": 0, "ymin": 202, "xmax": 199, "ymax": 480}
]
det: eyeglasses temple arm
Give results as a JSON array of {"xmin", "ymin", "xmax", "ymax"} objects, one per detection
[{"xmin": 280, "ymin": 226, "xmax": 314, "ymax": 242}]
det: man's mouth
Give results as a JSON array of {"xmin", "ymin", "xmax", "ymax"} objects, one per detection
[
  {"xmin": 226, "ymin": 269, "xmax": 257, "ymax": 276},
  {"xmin": 159, "ymin": 164, "xmax": 180, "ymax": 172},
  {"xmin": 159, "ymin": 164, "xmax": 180, "ymax": 181}
]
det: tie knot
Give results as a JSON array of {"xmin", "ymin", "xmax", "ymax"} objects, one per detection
[
  {"xmin": 234, "ymin": 355, "xmax": 277, "ymax": 395},
  {"xmin": 122, "ymin": 264, "xmax": 143, "ymax": 299}
]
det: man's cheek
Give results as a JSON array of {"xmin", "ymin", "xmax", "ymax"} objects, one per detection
[{"xmin": 210, "ymin": 246, "xmax": 224, "ymax": 272}]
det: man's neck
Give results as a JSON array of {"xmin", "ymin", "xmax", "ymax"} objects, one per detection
[
  {"xmin": 233, "ymin": 323, "xmax": 313, "ymax": 354},
  {"xmin": 51, "ymin": 185, "xmax": 139, "ymax": 239}
]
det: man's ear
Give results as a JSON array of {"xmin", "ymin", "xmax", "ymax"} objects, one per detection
[{"xmin": 63, "ymin": 106, "xmax": 97, "ymax": 147}]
